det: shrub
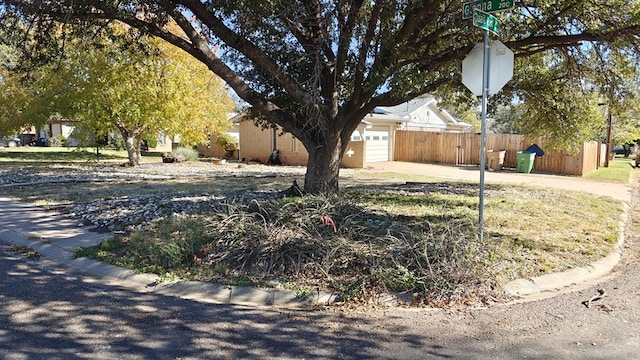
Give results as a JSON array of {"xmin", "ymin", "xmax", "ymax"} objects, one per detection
[
  {"xmin": 170, "ymin": 147, "xmax": 199, "ymax": 161},
  {"xmin": 142, "ymin": 136, "xmax": 157, "ymax": 149},
  {"xmin": 216, "ymin": 133, "xmax": 238, "ymax": 151},
  {"xmin": 49, "ymin": 134, "xmax": 67, "ymax": 147}
]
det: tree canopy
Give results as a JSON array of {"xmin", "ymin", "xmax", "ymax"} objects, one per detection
[
  {"xmin": 1, "ymin": 1, "xmax": 639, "ymax": 193},
  {"xmin": 491, "ymin": 37, "xmax": 640, "ymax": 151},
  {"xmin": 0, "ymin": 24, "xmax": 233, "ymax": 165}
]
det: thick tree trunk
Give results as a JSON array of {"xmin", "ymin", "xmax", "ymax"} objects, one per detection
[{"xmin": 303, "ymin": 135, "xmax": 344, "ymax": 195}]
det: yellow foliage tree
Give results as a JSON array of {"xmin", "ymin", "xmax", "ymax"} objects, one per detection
[
  {"xmin": 2, "ymin": 24, "xmax": 234, "ymax": 165},
  {"xmin": 153, "ymin": 38, "xmax": 233, "ymax": 147}
]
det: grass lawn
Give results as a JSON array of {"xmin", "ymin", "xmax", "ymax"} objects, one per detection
[
  {"xmin": 1, "ymin": 147, "xmax": 629, "ymax": 307},
  {"xmin": 0, "ymin": 146, "xmax": 164, "ymax": 165},
  {"xmin": 585, "ymin": 154, "xmax": 636, "ymax": 182}
]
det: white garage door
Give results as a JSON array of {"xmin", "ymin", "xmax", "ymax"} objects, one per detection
[{"xmin": 364, "ymin": 125, "xmax": 390, "ymax": 162}]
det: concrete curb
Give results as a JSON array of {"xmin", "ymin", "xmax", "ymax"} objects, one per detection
[
  {"xmin": 0, "ymin": 225, "xmax": 339, "ymax": 308},
  {"xmin": 0, "ymin": 197, "xmax": 340, "ymax": 308}
]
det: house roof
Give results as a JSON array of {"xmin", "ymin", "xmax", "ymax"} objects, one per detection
[
  {"xmin": 368, "ymin": 97, "xmax": 472, "ymax": 132},
  {"xmin": 228, "ymin": 112, "xmax": 245, "ymax": 125},
  {"xmin": 372, "ymin": 97, "xmax": 437, "ymax": 116}
]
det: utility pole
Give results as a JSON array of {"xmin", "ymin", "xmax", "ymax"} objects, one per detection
[
  {"xmin": 599, "ymin": 102, "xmax": 613, "ymax": 168},
  {"xmin": 605, "ymin": 109, "xmax": 612, "ymax": 168}
]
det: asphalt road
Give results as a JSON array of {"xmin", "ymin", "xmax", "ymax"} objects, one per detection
[{"xmin": 2, "ymin": 234, "xmax": 640, "ymax": 360}]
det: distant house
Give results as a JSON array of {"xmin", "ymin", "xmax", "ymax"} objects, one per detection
[
  {"xmin": 355, "ymin": 97, "xmax": 473, "ymax": 162},
  {"xmin": 16, "ymin": 116, "xmax": 84, "ymax": 146},
  {"xmin": 19, "ymin": 117, "xmax": 173, "ymax": 151},
  {"xmin": 196, "ymin": 112, "xmax": 241, "ymax": 159},
  {"xmin": 42, "ymin": 117, "xmax": 80, "ymax": 146},
  {"xmin": 370, "ymin": 97, "xmax": 473, "ymax": 133},
  {"xmin": 237, "ymin": 97, "xmax": 471, "ymax": 167}
]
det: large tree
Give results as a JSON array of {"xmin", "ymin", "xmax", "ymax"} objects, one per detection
[
  {"xmin": 0, "ymin": 66, "xmax": 29, "ymax": 135},
  {"xmin": 1, "ymin": 1, "xmax": 639, "ymax": 193}
]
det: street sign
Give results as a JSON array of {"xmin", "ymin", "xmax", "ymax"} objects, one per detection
[
  {"xmin": 461, "ymin": 40, "xmax": 514, "ymax": 96},
  {"xmin": 473, "ymin": 9, "xmax": 500, "ymax": 35},
  {"xmin": 463, "ymin": 0, "xmax": 514, "ymax": 19}
]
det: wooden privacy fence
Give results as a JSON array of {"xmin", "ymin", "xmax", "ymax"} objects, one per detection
[{"xmin": 394, "ymin": 131, "xmax": 601, "ymax": 176}]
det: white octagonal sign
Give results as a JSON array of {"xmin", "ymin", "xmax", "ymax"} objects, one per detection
[{"xmin": 462, "ymin": 40, "xmax": 514, "ymax": 96}]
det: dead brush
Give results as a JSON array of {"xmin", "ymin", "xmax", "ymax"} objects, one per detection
[
  {"xmin": 71, "ymin": 178, "xmax": 623, "ymax": 306},
  {"xmin": 76, "ymin": 189, "xmax": 500, "ymax": 305},
  {"xmin": 391, "ymin": 219, "xmax": 498, "ymax": 305},
  {"xmin": 192, "ymin": 194, "xmax": 498, "ymax": 305},
  {"xmin": 199, "ymin": 198, "xmax": 369, "ymax": 281}
]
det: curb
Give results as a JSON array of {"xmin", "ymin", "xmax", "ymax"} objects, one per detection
[{"xmin": 0, "ymin": 198, "xmax": 340, "ymax": 308}]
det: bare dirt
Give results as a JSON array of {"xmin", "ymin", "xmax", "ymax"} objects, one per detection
[{"xmin": 365, "ymin": 161, "xmax": 631, "ymax": 202}]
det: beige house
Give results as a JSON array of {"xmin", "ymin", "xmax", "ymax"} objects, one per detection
[
  {"xmin": 196, "ymin": 113, "xmax": 241, "ymax": 160},
  {"xmin": 49, "ymin": 122, "xmax": 74, "ymax": 140},
  {"xmin": 237, "ymin": 119, "xmax": 364, "ymax": 168},
  {"xmin": 237, "ymin": 97, "xmax": 470, "ymax": 168}
]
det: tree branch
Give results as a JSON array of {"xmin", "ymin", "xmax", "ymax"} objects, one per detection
[
  {"xmin": 178, "ymin": 0, "xmax": 310, "ymax": 106},
  {"xmin": 508, "ymin": 26, "xmax": 640, "ymax": 54},
  {"xmin": 350, "ymin": 0, "xmax": 382, "ymax": 110}
]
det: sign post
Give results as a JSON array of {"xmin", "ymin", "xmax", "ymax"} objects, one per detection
[
  {"xmin": 461, "ymin": 3, "xmax": 514, "ymax": 243},
  {"xmin": 477, "ymin": 29, "xmax": 490, "ymax": 244}
]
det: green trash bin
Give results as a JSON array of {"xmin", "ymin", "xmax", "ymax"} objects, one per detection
[{"xmin": 516, "ymin": 151, "xmax": 536, "ymax": 173}]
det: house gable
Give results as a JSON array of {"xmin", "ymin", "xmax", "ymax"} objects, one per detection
[{"xmin": 373, "ymin": 97, "xmax": 472, "ymax": 132}]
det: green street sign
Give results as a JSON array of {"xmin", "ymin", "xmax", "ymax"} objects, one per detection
[
  {"xmin": 473, "ymin": 9, "xmax": 500, "ymax": 35},
  {"xmin": 463, "ymin": 0, "xmax": 514, "ymax": 19}
]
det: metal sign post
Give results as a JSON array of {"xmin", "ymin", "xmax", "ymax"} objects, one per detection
[
  {"xmin": 462, "ymin": 8, "xmax": 513, "ymax": 243},
  {"xmin": 478, "ymin": 29, "xmax": 490, "ymax": 243}
]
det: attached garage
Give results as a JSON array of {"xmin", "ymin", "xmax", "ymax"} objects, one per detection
[{"xmin": 364, "ymin": 125, "xmax": 391, "ymax": 162}]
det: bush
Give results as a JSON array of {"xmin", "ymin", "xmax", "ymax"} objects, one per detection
[
  {"xmin": 142, "ymin": 136, "xmax": 157, "ymax": 149},
  {"xmin": 216, "ymin": 133, "xmax": 238, "ymax": 151},
  {"xmin": 170, "ymin": 147, "xmax": 199, "ymax": 161},
  {"xmin": 49, "ymin": 134, "xmax": 67, "ymax": 147}
]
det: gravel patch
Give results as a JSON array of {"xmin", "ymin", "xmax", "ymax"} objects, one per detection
[
  {"xmin": 1, "ymin": 162, "xmax": 307, "ymax": 232},
  {"xmin": 0, "ymin": 161, "xmax": 509, "ymax": 233},
  {"xmin": 0, "ymin": 162, "xmax": 306, "ymax": 185}
]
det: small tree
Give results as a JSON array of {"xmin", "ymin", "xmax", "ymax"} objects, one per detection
[{"xmin": 1, "ymin": 24, "xmax": 234, "ymax": 166}]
